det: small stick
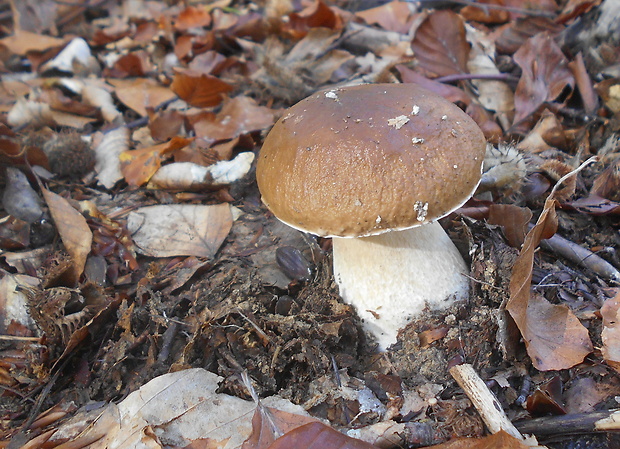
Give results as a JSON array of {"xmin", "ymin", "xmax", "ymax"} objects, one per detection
[
  {"xmin": 515, "ymin": 410, "xmax": 620, "ymax": 436},
  {"xmin": 449, "ymin": 364, "xmax": 523, "ymax": 440}
]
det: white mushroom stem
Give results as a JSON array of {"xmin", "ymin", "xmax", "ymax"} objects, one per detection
[{"xmin": 332, "ymin": 221, "xmax": 469, "ymax": 350}]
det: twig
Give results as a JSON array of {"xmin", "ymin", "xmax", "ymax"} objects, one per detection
[
  {"xmin": 449, "ymin": 363, "xmax": 523, "ymax": 440},
  {"xmin": 515, "ymin": 410, "xmax": 620, "ymax": 436},
  {"xmin": 414, "ymin": 0, "xmax": 557, "ymax": 18},
  {"xmin": 434, "ymin": 73, "xmax": 519, "ymax": 84},
  {"xmin": 538, "ymin": 232, "xmax": 620, "ymax": 283}
]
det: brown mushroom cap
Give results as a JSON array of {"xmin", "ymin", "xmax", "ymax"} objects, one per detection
[{"xmin": 256, "ymin": 83, "xmax": 486, "ymax": 237}]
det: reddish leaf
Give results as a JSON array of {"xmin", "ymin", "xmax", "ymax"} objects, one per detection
[
  {"xmin": 512, "ymin": 33, "xmax": 574, "ymax": 124},
  {"xmin": 242, "ymin": 406, "xmax": 320, "ymax": 449},
  {"xmin": 411, "ymin": 10, "xmax": 469, "ymax": 78},
  {"xmin": 267, "ymin": 422, "xmax": 378, "ymax": 449},
  {"xmin": 175, "ymin": 5, "xmax": 212, "ymax": 31},
  {"xmin": 171, "ymin": 68, "xmax": 233, "ymax": 108},
  {"xmin": 106, "ymin": 50, "xmax": 152, "ymax": 78},
  {"xmin": 568, "ymin": 52, "xmax": 599, "ymax": 114},
  {"xmin": 507, "ymin": 197, "xmax": 593, "ymax": 371},
  {"xmin": 287, "ymin": 0, "xmax": 343, "ymax": 38}
]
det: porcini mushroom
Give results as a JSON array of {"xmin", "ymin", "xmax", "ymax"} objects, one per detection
[{"xmin": 256, "ymin": 83, "xmax": 486, "ymax": 349}]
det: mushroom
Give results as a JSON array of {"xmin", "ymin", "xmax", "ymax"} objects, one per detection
[{"xmin": 256, "ymin": 84, "xmax": 486, "ymax": 350}]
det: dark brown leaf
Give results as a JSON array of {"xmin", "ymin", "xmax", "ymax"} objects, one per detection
[
  {"xmin": 411, "ymin": 10, "xmax": 469, "ymax": 78},
  {"xmin": 512, "ymin": 33, "xmax": 574, "ymax": 124},
  {"xmin": 266, "ymin": 422, "xmax": 378, "ymax": 449}
]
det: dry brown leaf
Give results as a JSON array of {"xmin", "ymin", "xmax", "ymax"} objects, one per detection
[
  {"xmin": 287, "ymin": 0, "xmax": 343, "ymax": 39},
  {"xmin": 242, "ymin": 406, "xmax": 320, "ymax": 449},
  {"xmin": 111, "ymin": 78, "xmax": 177, "ymax": 117},
  {"xmin": 568, "ymin": 52, "xmax": 599, "ymax": 114},
  {"xmin": 600, "ymin": 291, "xmax": 620, "ymax": 373},
  {"xmin": 424, "ymin": 430, "xmax": 529, "ymax": 449},
  {"xmin": 267, "ymin": 422, "xmax": 378, "ymax": 449},
  {"xmin": 411, "ymin": 10, "xmax": 470, "ymax": 78},
  {"xmin": 41, "ymin": 188, "xmax": 93, "ymax": 286},
  {"xmin": 126, "ymin": 204, "xmax": 232, "ymax": 258},
  {"xmin": 488, "ymin": 204, "xmax": 532, "ymax": 248},
  {"xmin": 591, "ymin": 159, "xmax": 620, "ymax": 201},
  {"xmin": 120, "ymin": 136, "xmax": 193, "ymax": 187},
  {"xmin": 495, "ymin": 17, "xmax": 564, "ymax": 55},
  {"xmin": 507, "ymin": 196, "xmax": 593, "ymax": 371},
  {"xmin": 106, "ymin": 50, "xmax": 153, "ymax": 78},
  {"xmin": 171, "ymin": 68, "xmax": 234, "ymax": 108},
  {"xmin": 193, "ymin": 96, "xmax": 276, "ymax": 143},
  {"xmin": 513, "ymin": 33, "xmax": 574, "ymax": 125},
  {"xmin": 175, "ymin": 5, "xmax": 212, "ymax": 31},
  {"xmin": 0, "ymin": 30, "xmax": 64, "ymax": 54},
  {"xmin": 355, "ymin": 1, "xmax": 416, "ymax": 33}
]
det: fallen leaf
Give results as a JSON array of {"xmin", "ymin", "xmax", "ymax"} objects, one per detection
[
  {"xmin": 175, "ymin": 5, "xmax": 212, "ymax": 31},
  {"xmin": 396, "ymin": 65, "xmax": 472, "ymax": 105},
  {"xmin": 411, "ymin": 10, "xmax": 469, "ymax": 78},
  {"xmin": 94, "ymin": 127, "xmax": 130, "ymax": 189},
  {"xmin": 287, "ymin": 0, "xmax": 343, "ymax": 39},
  {"xmin": 10, "ymin": 0, "xmax": 57, "ymax": 34},
  {"xmin": 41, "ymin": 188, "xmax": 93, "ymax": 286},
  {"xmin": 487, "ymin": 204, "xmax": 532, "ymax": 248},
  {"xmin": 507, "ymin": 196, "xmax": 593, "ymax": 371},
  {"xmin": 126, "ymin": 203, "xmax": 232, "ymax": 258},
  {"xmin": 120, "ymin": 136, "xmax": 193, "ymax": 187},
  {"xmin": 45, "ymin": 368, "xmax": 319, "ymax": 449},
  {"xmin": 424, "ymin": 430, "xmax": 529, "ymax": 448},
  {"xmin": 267, "ymin": 422, "xmax": 378, "ymax": 449},
  {"xmin": 148, "ymin": 152, "xmax": 255, "ymax": 190},
  {"xmin": 355, "ymin": 1, "xmax": 416, "ymax": 33},
  {"xmin": 242, "ymin": 406, "xmax": 320, "ymax": 449},
  {"xmin": 495, "ymin": 17, "xmax": 564, "ymax": 55},
  {"xmin": 512, "ymin": 33, "xmax": 574, "ymax": 125},
  {"xmin": 111, "ymin": 78, "xmax": 177, "ymax": 117},
  {"xmin": 171, "ymin": 68, "xmax": 234, "ymax": 108},
  {"xmin": 0, "ymin": 30, "xmax": 64, "ymax": 54},
  {"xmin": 600, "ymin": 291, "xmax": 620, "ymax": 373},
  {"xmin": 193, "ymin": 96, "xmax": 276, "ymax": 143}
]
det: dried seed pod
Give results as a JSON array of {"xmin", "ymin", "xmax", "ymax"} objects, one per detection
[{"xmin": 275, "ymin": 246, "xmax": 312, "ymax": 282}]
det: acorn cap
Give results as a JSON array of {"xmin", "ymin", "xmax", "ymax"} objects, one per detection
[{"xmin": 256, "ymin": 83, "xmax": 486, "ymax": 238}]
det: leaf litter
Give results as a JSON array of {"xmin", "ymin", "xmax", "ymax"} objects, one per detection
[{"xmin": 2, "ymin": 1, "xmax": 620, "ymax": 449}]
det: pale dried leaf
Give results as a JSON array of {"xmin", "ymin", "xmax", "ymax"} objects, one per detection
[
  {"xmin": 149, "ymin": 152, "xmax": 255, "ymax": 190},
  {"xmin": 40, "ymin": 38, "xmax": 92, "ymax": 74},
  {"xmin": 82, "ymin": 85, "xmax": 121, "ymax": 122},
  {"xmin": 94, "ymin": 127, "xmax": 130, "ymax": 189},
  {"xmin": 7, "ymin": 98, "xmax": 55, "ymax": 128},
  {"xmin": 126, "ymin": 204, "xmax": 232, "ymax": 258},
  {"xmin": 0, "ymin": 274, "xmax": 39, "ymax": 333},
  {"xmin": 41, "ymin": 188, "xmax": 93, "ymax": 286},
  {"xmin": 112, "ymin": 78, "xmax": 177, "ymax": 117}
]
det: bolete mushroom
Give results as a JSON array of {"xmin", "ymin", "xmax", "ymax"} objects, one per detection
[{"xmin": 256, "ymin": 83, "xmax": 486, "ymax": 349}]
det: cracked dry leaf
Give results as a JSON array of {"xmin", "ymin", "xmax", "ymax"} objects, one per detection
[
  {"xmin": 42, "ymin": 188, "xmax": 93, "ymax": 286},
  {"xmin": 126, "ymin": 203, "xmax": 232, "ymax": 258},
  {"xmin": 507, "ymin": 196, "xmax": 593, "ymax": 371}
]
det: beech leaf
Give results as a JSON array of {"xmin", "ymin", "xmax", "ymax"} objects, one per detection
[
  {"xmin": 507, "ymin": 196, "xmax": 593, "ymax": 371},
  {"xmin": 41, "ymin": 188, "xmax": 93, "ymax": 286}
]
